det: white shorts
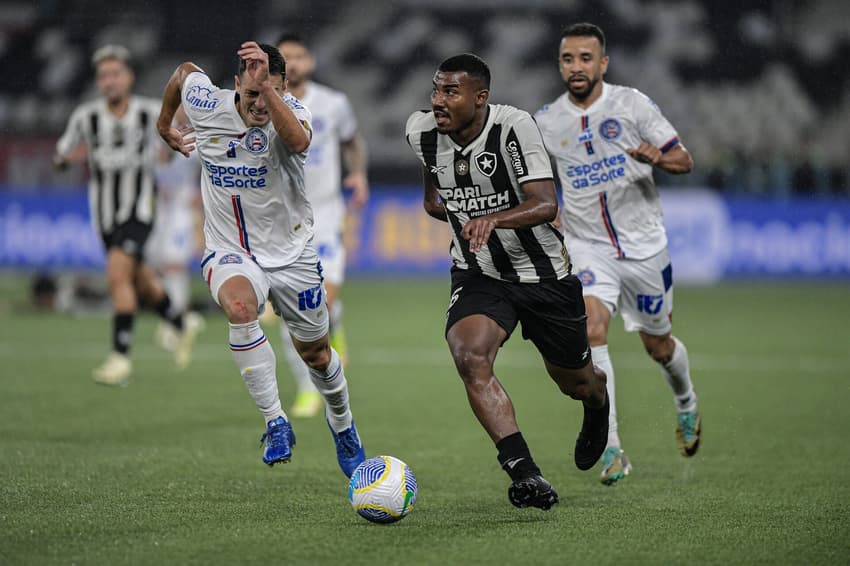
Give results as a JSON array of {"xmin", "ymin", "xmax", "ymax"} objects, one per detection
[
  {"xmin": 201, "ymin": 245, "xmax": 329, "ymax": 342},
  {"xmin": 569, "ymin": 242, "xmax": 674, "ymax": 335},
  {"xmin": 312, "ymin": 228, "xmax": 345, "ymax": 286},
  {"xmin": 146, "ymin": 208, "xmax": 194, "ymax": 268}
]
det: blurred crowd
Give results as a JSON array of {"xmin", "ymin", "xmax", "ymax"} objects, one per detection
[{"xmin": 1, "ymin": 0, "xmax": 848, "ymax": 195}]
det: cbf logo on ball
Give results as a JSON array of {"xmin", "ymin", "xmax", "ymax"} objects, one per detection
[{"xmin": 244, "ymin": 127, "xmax": 268, "ymax": 153}]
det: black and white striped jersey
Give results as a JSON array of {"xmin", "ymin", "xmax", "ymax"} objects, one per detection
[
  {"xmin": 406, "ymin": 104, "xmax": 569, "ymax": 283},
  {"xmin": 56, "ymin": 96, "xmax": 161, "ymax": 234}
]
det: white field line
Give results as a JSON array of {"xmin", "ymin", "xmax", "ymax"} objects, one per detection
[{"xmin": 0, "ymin": 341, "xmax": 846, "ymax": 373}]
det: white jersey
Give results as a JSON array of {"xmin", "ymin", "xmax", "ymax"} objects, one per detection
[
  {"xmin": 181, "ymin": 71, "xmax": 313, "ymax": 269},
  {"xmin": 56, "ymin": 96, "xmax": 161, "ymax": 233},
  {"xmin": 155, "ymin": 151, "xmax": 199, "ymax": 213},
  {"xmin": 300, "ymin": 81, "xmax": 358, "ymax": 236},
  {"xmin": 535, "ymin": 82, "xmax": 681, "ymax": 260},
  {"xmin": 147, "ymin": 151, "xmax": 200, "ymax": 266}
]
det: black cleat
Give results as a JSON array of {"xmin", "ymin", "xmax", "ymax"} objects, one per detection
[
  {"xmin": 575, "ymin": 393, "xmax": 610, "ymax": 471},
  {"xmin": 508, "ymin": 474, "xmax": 559, "ymax": 511}
]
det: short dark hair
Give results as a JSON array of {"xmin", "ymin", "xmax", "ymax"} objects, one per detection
[
  {"xmin": 238, "ymin": 43, "xmax": 286, "ymax": 81},
  {"xmin": 276, "ymin": 32, "xmax": 306, "ymax": 48},
  {"xmin": 560, "ymin": 22, "xmax": 606, "ymax": 54},
  {"xmin": 438, "ymin": 53, "xmax": 490, "ymax": 89}
]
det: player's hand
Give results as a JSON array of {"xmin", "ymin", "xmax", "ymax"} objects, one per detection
[
  {"xmin": 551, "ymin": 207, "xmax": 562, "ymax": 229},
  {"xmin": 52, "ymin": 154, "xmax": 68, "ymax": 171},
  {"xmin": 461, "ymin": 216, "xmax": 497, "ymax": 253},
  {"xmin": 159, "ymin": 123, "xmax": 196, "ymax": 157},
  {"xmin": 237, "ymin": 41, "xmax": 269, "ymax": 86},
  {"xmin": 344, "ymin": 172, "xmax": 370, "ymax": 209},
  {"xmin": 627, "ymin": 143, "xmax": 662, "ymax": 166}
]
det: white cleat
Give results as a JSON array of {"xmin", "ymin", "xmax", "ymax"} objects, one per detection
[
  {"xmin": 155, "ymin": 320, "xmax": 180, "ymax": 352},
  {"xmin": 93, "ymin": 352, "xmax": 132, "ymax": 386},
  {"xmin": 175, "ymin": 312, "xmax": 205, "ymax": 370}
]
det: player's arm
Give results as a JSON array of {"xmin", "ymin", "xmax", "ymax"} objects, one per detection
[
  {"xmin": 627, "ymin": 142, "xmax": 693, "ymax": 174},
  {"xmin": 157, "ymin": 62, "xmax": 201, "ymax": 157},
  {"xmin": 237, "ymin": 41, "xmax": 310, "ymax": 154},
  {"xmin": 628, "ymin": 92, "xmax": 693, "ymax": 174},
  {"xmin": 657, "ymin": 143, "xmax": 693, "ymax": 174},
  {"xmin": 422, "ymin": 165, "xmax": 448, "ymax": 222},
  {"xmin": 53, "ymin": 108, "xmax": 86, "ymax": 170},
  {"xmin": 461, "ymin": 179, "xmax": 558, "ymax": 253},
  {"xmin": 341, "ymin": 133, "xmax": 370, "ymax": 208}
]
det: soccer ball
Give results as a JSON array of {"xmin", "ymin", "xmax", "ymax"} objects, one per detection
[{"xmin": 348, "ymin": 455, "xmax": 417, "ymax": 524}]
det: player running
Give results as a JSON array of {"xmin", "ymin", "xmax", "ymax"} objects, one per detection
[
  {"xmin": 55, "ymin": 44, "xmax": 202, "ymax": 386},
  {"xmin": 406, "ymin": 53, "xmax": 609, "ymax": 510},
  {"xmin": 156, "ymin": 41, "xmax": 365, "ymax": 476},
  {"xmin": 535, "ymin": 23, "xmax": 701, "ymax": 485},
  {"xmin": 274, "ymin": 33, "xmax": 370, "ymax": 417}
]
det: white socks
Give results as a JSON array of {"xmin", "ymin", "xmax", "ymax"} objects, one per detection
[
  {"xmin": 329, "ymin": 300, "xmax": 343, "ymax": 333},
  {"xmin": 592, "ymin": 344, "xmax": 620, "ymax": 449},
  {"xmin": 229, "ymin": 320, "xmax": 285, "ymax": 424},
  {"xmin": 309, "ymin": 348, "xmax": 352, "ymax": 433},
  {"xmin": 660, "ymin": 336, "xmax": 697, "ymax": 413},
  {"xmin": 162, "ymin": 270, "xmax": 190, "ymax": 314},
  {"xmin": 279, "ymin": 321, "xmax": 317, "ymax": 394}
]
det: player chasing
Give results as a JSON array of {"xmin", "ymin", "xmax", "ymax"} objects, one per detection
[
  {"xmin": 406, "ymin": 54, "xmax": 609, "ymax": 510},
  {"xmin": 535, "ymin": 23, "xmax": 701, "ymax": 485},
  {"xmin": 274, "ymin": 33, "xmax": 370, "ymax": 418},
  {"xmin": 156, "ymin": 41, "xmax": 365, "ymax": 476},
  {"xmin": 54, "ymin": 45, "xmax": 203, "ymax": 386}
]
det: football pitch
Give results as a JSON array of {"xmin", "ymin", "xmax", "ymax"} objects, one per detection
[{"xmin": 1, "ymin": 276, "xmax": 848, "ymax": 565}]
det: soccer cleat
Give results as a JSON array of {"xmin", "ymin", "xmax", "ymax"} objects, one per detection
[
  {"xmin": 676, "ymin": 408, "xmax": 702, "ymax": 457},
  {"xmin": 574, "ymin": 393, "xmax": 610, "ymax": 470},
  {"xmin": 508, "ymin": 474, "xmax": 559, "ymax": 511},
  {"xmin": 261, "ymin": 416, "xmax": 296, "ymax": 466},
  {"xmin": 175, "ymin": 311, "xmax": 205, "ymax": 370},
  {"xmin": 291, "ymin": 390, "xmax": 323, "ymax": 418},
  {"xmin": 92, "ymin": 352, "xmax": 132, "ymax": 386},
  {"xmin": 328, "ymin": 420, "xmax": 366, "ymax": 478},
  {"xmin": 599, "ymin": 447, "xmax": 632, "ymax": 486},
  {"xmin": 154, "ymin": 320, "xmax": 179, "ymax": 352}
]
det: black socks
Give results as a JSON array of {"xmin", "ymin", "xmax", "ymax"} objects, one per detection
[{"xmin": 496, "ymin": 432, "xmax": 542, "ymax": 481}]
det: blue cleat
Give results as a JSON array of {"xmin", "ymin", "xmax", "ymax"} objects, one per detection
[
  {"xmin": 261, "ymin": 416, "xmax": 296, "ymax": 466},
  {"xmin": 328, "ymin": 420, "xmax": 365, "ymax": 478}
]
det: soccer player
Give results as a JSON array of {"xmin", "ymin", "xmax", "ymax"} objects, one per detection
[
  {"xmin": 156, "ymin": 41, "xmax": 366, "ymax": 476},
  {"xmin": 54, "ymin": 45, "xmax": 202, "ymax": 386},
  {"xmin": 535, "ymin": 23, "xmax": 701, "ymax": 486},
  {"xmin": 275, "ymin": 33, "xmax": 370, "ymax": 418},
  {"xmin": 406, "ymin": 53, "xmax": 609, "ymax": 510},
  {"xmin": 148, "ymin": 105, "xmax": 205, "ymax": 352}
]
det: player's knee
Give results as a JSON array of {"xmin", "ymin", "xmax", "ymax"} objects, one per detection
[
  {"xmin": 643, "ymin": 336, "xmax": 674, "ymax": 364},
  {"xmin": 300, "ymin": 344, "xmax": 330, "ymax": 371},
  {"xmin": 586, "ymin": 321, "xmax": 607, "ymax": 346},
  {"xmin": 452, "ymin": 349, "xmax": 491, "ymax": 382},
  {"xmin": 223, "ymin": 299, "xmax": 257, "ymax": 324},
  {"xmin": 557, "ymin": 364, "xmax": 605, "ymax": 403},
  {"xmin": 565, "ymin": 377, "xmax": 593, "ymax": 401}
]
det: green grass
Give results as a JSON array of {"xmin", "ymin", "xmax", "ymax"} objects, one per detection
[{"xmin": 1, "ymin": 275, "xmax": 849, "ymax": 565}]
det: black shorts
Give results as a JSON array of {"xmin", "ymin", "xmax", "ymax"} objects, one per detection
[
  {"xmin": 100, "ymin": 220, "xmax": 152, "ymax": 262},
  {"xmin": 445, "ymin": 268, "xmax": 591, "ymax": 369}
]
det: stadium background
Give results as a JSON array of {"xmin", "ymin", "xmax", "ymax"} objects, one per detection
[
  {"xmin": 1, "ymin": 0, "xmax": 850, "ymax": 283},
  {"xmin": 1, "ymin": 2, "xmax": 849, "ymax": 565}
]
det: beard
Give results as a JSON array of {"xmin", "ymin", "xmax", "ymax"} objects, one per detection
[{"xmin": 565, "ymin": 75, "xmax": 598, "ymax": 101}]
